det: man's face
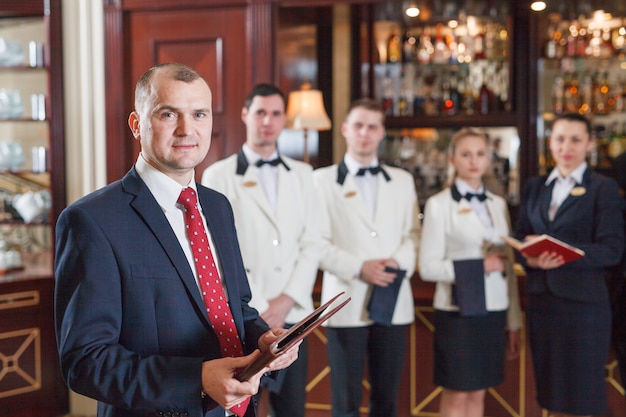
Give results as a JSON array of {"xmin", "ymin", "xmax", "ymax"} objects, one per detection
[
  {"xmin": 241, "ymin": 94, "xmax": 286, "ymax": 151},
  {"xmin": 129, "ymin": 72, "xmax": 213, "ymax": 184},
  {"xmin": 341, "ymin": 107, "xmax": 385, "ymax": 161}
]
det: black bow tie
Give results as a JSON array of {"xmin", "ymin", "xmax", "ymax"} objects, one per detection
[
  {"xmin": 356, "ymin": 166, "xmax": 382, "ymax": 176},
  {"xmin": 256, "ymin": 157, "xmax": 283, "ymax": 168},
  {"xmin": 464, "ymin": 192, "xmax": 487, "ymax": 202}
]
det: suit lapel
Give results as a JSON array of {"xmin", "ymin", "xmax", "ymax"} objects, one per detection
[
  {"xmin": 552, "ymin": 168, "xmax": 590, "ymax": 223},
  {"xmin": 339, "ymin": 174, "xmax": 376, "ymax": 229},
  {"xmin": 485, "ymin": 195, "xmax": 505, "ymax": 237},
  {"xmin": 239, "ymin": 163, "xmax": 277, "ymax": 222},
  {"xmin": 124, "ymin": 172, "xmax": 208, "ymax": 322},
  {"xmin": 539, "ymin": 179, "xmax": 555, "ymax": 224}
]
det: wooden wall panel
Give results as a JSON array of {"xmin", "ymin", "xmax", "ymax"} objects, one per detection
[
  {"xmin": 125, "ymin": 7, "xmax": 248, "ymax": 178},
  {"xmin": 104, "ymin": 1, "xmax": 277, "ymax": 183}
]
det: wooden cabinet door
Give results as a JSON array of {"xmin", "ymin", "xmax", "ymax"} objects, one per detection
[{"xmin": 126, "ymin": 7, "xmax": 249, "ymax": 179}]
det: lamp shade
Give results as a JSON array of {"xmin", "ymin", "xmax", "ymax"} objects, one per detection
[{"xmin": 285, "ymin": 89, "xmax": 332, "ymax": 131}]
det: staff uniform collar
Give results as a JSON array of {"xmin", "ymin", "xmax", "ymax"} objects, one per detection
[
  {"xmin": 344, "ymin": 153, "xmax": 380, "ymax": 175},
  {"xmin": 135, "ymin": 153, "xmax": 197, "ymax": 213},
  {"xmin": 242, "ymin": 143, "xmax": 279, "ymax": 166},
  {"xmin": 545, "ymin": 162, "xmax": 587, "ymax": 186},
  {"xmin": 454, "ymin": 178, "xmax": 485, "ymax": 197}
]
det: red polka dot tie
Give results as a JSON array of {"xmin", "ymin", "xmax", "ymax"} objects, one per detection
[{"xmin": 178, "ymin": 188, "xmax": 249, "ymax": 417}]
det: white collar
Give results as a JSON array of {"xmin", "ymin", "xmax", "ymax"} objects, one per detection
[
  {"xmin": 344, "ymin": 153, "xmax": 380, "ymax": 175},
  {"xmin": 135, "ymin": 154, "xmax": 197, "ymax": 213},
  {"xmin": 454, "ymin": 178, "xmax": 485, "ymax": 196},
  {"xmin": 242, "ymin": 143, "xmax": 278, "ymax": 165},
  {"xmin": 545, "ymin": 162, "xmax": 587, "ymax": 186}
]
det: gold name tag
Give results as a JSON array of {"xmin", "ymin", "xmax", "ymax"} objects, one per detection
[
  {"xmin": 243, "ymin": 181, "xmax": 258, "ymax": 187},
  {"xmin": 344, "ymin": 191, "xmax": 357, "ymax": 198},
  {"xmin": 570, "ymin": 186, "xmax": 586, "ymax": 196}
]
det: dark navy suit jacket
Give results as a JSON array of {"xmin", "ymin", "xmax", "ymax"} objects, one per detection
[
  {"xmin": 515, "ymin": 168, "xmax": 624, "ymax": 303},
  {"xmin": 54, "ymin": 168, "xmax": 269, "ymax": 417}
]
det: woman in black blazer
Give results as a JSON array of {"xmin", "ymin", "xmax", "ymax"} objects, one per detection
[{"xmin": 515, "ymin": 113, "xmax": 624, "ymax": 417}]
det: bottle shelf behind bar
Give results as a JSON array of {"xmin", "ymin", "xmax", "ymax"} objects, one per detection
[
  {"xmin": 371, "ymin": 7, "xmax": 512, "ymax": 120},
  {"xmin": 537, "ymin": 11, "xmax": 626, "ymax": 174}
]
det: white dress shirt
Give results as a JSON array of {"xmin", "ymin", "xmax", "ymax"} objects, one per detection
[
  {"xmin": 344, "ymin": 153, "xmax": 379, "ymax": 220},
  {"xmin": 135, "ymin": 154, "xmax": 225, "ymax": 293},
  {"xmin": 545, "ymin": 162, "xmax": 587, "ymax": 221},
  {"xmin": 242, "ymin": 144, "xmax": 278, "ymax": 214},
  {"xmin": 454, "ymin": 178, "xmax": 494, "ymax": 240}
]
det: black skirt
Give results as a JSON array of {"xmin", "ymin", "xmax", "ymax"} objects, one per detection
[
  {"xmin": 433, "ymin": 309, "xmax": 507, "ymax": 391},
  {"xmin": 527, "ymin": 292, "xmax": 611, "ymax": 415}
]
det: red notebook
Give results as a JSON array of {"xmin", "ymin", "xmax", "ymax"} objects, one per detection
[
  {"xmin": 501, "ymin": 234, "xmax": 585, "ymax": 264},
  {"xmin": 236, "ymin": 291, "xmax": 351, "ymax": 381}
]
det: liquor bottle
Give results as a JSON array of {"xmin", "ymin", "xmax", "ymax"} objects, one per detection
[
  {"xmin": 449, "ymin": 73, "xmax": 462, "ymax": 115},
  {"xmin": 477, "ymin": 66, "xmax": 494, "ymax": 114},
  {"xmin": 397, "ymin": 91, "xmax": 409, "ymax": 116},
  {"xmin": 478, "ymin": 80, "xmax": 493, "ymax": 114},
  {"xmin": 417, "ymin": 28, "xmax": 434, "ymax": 64},
  {"xmin": 402, "ymin": 31, "xmax": 417, "ymax": 63},
  {"xmin": 563, "ymin": 71, "xmax": 579, "ymax": 113},
  {"xmin": 579, "ymin": 73, "xmax": 593, "ymax": 115},
  {"xmin": 387, "ymin": 30, "xmax": 402, "ymax": 64},
  {"xmin": 474, "ymin": 31, "xmax": 486, "ymax": 60},
  {"xmin": 543, "ymin": 19, "xmax": 560, "ymax": 59},
  {"xmin": 422, "ymin": 71, "xmax": 440, "ymax": 116},
  {"xmin": 552, "ymin": 73, "xmax": 564, "ymax": 114},
  {"xmin": 608, "ymin": 123, "xmax": 623, "ymax": 159},
  {"xmin": 575, "ymin": 18, "xmax": 588, "ymax": 57},
  {"xmin": 566, "ymin": 24, "xmax": 577, "ymax": 57},
  {"xmin": 594, "ymin": 72, "xmax": 610, "ymax": 115},
  {"xmin": 440, "ymin": 75, "xmax": 453, "ymax": 115},
  {"xmin": 446, "ymin": 30, "xmax": 458, "ymax": 63},
  {"xmin": 381, "ymin": 71, "xmax": 395, "ymax": 116},
  {"xmin": 588, "ymin": 29, "xmax": 600, "ymax": 57},
  {"xmin": 600, "ymin": 27, "xmax": 615, "ymax": 58},
  {"xmin": 461, "ymin": 77, "xmax": 475, "ymax": 115},
  {"xmin": 413, "ymin": 75, "xmax": 426, "ymax": 116},
  {"xmin": 432, "ymin": 23, "xmax": 450, "ymax": 64}
]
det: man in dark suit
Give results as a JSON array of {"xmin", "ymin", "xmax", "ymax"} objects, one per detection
[{"xmin": 54, "ymin": 63, "xmax": 299, "ymax": 417}]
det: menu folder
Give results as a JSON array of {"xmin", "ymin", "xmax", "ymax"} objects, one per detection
[
  {"xmin": 236, "ymin": 291, "xmax": 351, "ymax": 381},
  {"xmin": 501, "ymin": 234, "xmax": 585, "ymax": 264},
  {"xmin": 367, "ymin": 266, "xmax": 406, "ymax": 326}
]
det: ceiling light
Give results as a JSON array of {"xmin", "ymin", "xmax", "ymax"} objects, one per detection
[
  {"xmin": 530, "ymin": 1, "xmax": 546, "ymax": 12},
  {"xmin": 405, "ymin": 4, "xmax": 420, "ymax": 18}
]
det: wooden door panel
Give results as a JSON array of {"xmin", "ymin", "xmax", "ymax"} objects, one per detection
[{"xmin": 128, "ymin": 8, "xmax": 248, "ymax": 178}]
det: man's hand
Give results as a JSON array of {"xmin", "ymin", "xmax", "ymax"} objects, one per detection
[
  {"xmin": 201, "ymin": 353, "xmax": 264, "ymax": 410},
  {"xmin": 260, "ymin": 294, "xmax": 295, "ymax": 329},
  {"xmin": 258, "ymin": 329, "xmax": 300, "ymax": 371},
  {"xmin": 360, "ymin": 259, "xmax": 399, "ymax": 287}
]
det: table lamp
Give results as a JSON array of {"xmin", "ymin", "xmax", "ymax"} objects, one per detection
[{"xmin": 285, "ymin": 83, "xmax": 332, "ymax": 163}]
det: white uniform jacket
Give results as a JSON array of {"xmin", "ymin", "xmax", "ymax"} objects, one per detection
[
  {"xmin": 418, "ymin": 186, "xmax": 521, "ymax": 330},
  {"xmin": 313, "ymin": 161, "xmax": 420, "ymax": 327},
  {"xmin": 202, "ymin": 151, "xmax": 322, "ymax": 324}
]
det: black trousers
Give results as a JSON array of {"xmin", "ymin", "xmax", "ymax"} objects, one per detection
[
  {"xmin": 326, "ymin": 324, "xmax": 409, "ymax": 417},
  {"xmin": 267, "ymin": 333, "xmax": 309, "ymax": 417}
]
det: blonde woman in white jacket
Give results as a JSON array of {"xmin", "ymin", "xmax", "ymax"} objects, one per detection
[{"xmin": 419, "ymin": 128, "xmax": 521, "ymax": 417}]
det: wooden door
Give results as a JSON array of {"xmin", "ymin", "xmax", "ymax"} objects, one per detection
[{"xmin": 127, "ymin": 7, "xmax": 248, "ymax": 178}]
